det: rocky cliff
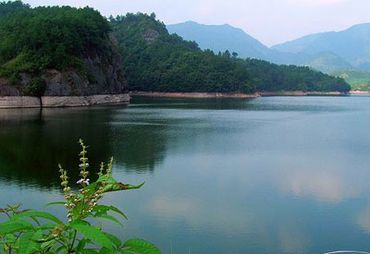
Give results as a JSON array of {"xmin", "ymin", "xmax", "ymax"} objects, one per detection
[{"xmin": 0, "ymin": 36, "xmax": 128, "ymax": 97}]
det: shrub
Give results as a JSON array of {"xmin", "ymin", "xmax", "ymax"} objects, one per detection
[{"xmin": 23, "ymin": 77, "xmax": 46, "ymax": 97}]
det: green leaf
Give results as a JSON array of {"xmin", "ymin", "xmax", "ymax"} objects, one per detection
[
  {"xmin": 102, "ymin": 182, "xmax": 145, "ymax": 193},
  {"xmin": 70, "ymin": 220, "xmax": 114, "ymax": 250},
  {"xmin": 84, "ymin": 178, "xmax": 144, "ymax": 195},
  {"xmin": 122, "ymin": 239, "xmax": 161, "ymax": 254},
  {"xmin": 104, "ymin": 232, "xmax": 122, "ymax": 248},
  {"xmin": 99, "ymin": 247, "xmax": 113, "ymax": 254},
  {"xmin": 96, "ymin": 214, "xmax": 123, "ymax": 226},
  {"xmin": 76, "ymin": 238, "xmax": 90, "ymax": 252},
  {"xmin": 18, "ymin": 230, "xmax": 42, "ymax": 254},
  {"xmin": 40, "ymin": 239, "xmax": 56, "ymax": 250},
  {"xmin": 107, "ymin": 205, "xmax": 128, "ymax": 220},
  {"xmin": 93, "ymin": 205, "xmax": 128, "ymax": 220},
  {"xmin": 18, "ymin": 232, "xmax": 34, "ymax": 254},
  {"xmin": 14, "ymin": 210, "xmax": 64, "ymax": 225},
  {"xmin": 80, "ymin": 249, "xmax": 100, "ymax": 254},
  {"xmin": 46, "ymin": 201, "xmax": 65, "ymax": 207},
  {"xmin": 0, "ymin": 220, "xmax": 33, "ymax": 235},
  {"xmin": 38, "ymin": 223, "xmax": 57, "ymax": 230}
]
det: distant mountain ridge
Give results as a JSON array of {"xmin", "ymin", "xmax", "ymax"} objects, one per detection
[
  {"xmin": 167, "ymin": 21, "xmax": 270, "ymax": 59},
  {"xmin": 167, "ymin": 21, "xmax": 370, "ymax": 82},
  {"xmin": 273, "ymin": 23, "xmax": 370, "ymax": 72}
]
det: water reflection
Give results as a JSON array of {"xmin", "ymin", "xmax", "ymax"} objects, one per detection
[
  {"xmin": 0, "ymin": 107, "xmax": 116, "ymax": 188},
  {"xmin": 0, "ymin": 105, "xmax": 173, "ymax": 187},
  {"xmin": 2, "ymin": 97, "xmax": 370, "ymax": 253}
]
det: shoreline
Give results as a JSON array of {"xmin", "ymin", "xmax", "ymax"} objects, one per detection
[
  {"xmin": 130, "ymin": 91, "xmax": 348, "ymax": 98},
  {"xmin": 130, "ymin": 91, "xmax": 259, "ymax": 98},
  {"xmin": 0, "ymin": 90, "xmax": 364, "ymax": 109},
  {"xmin": 0, "ymin": 94, "xmax": 130, "ymax": 109},
  {"xmin": 349, "ymin": 90, "xmax": 370, "ymax": 95}
]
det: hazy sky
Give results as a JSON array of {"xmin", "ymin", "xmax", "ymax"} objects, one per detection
[{"xmin": 24, "ymin": 0, "xmax": 370, "ymax": 46}]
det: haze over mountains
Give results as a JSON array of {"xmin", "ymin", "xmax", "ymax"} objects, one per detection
[{"xmin": 167, "ymin": 21, "xmax": 370, "ymax": 78}]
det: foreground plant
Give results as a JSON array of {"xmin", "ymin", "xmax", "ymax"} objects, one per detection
[{"xmin": 0, "ymin": 140, "xmax": 160, "ymax": 254}]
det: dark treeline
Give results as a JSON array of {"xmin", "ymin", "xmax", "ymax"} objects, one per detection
[
  {"xmin": 110, "ymin": 13, "xmax": 350, "ymax": 93},
  {"xmin": 0, "ymin": 2, "xmax": 350, "ymax": 93},
  {"xmin": 244, "ymin": 59, "xmax": 350, "ymax": 92}
]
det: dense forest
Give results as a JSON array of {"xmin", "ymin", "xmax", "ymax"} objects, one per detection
[
  {"xmin": 0, "ymin": 1, "xmax": 350, "ymax": 94},
  {"xmin": 110, "ymin": 13, "xmax": 350, "ymax": 93},
  {"xmin": 0, "ymin": 2, "xmax": 111, "ymax": 80},
  {"xmin": 0, "ymin": 1, "xmax": 128, "ymax": 97}
]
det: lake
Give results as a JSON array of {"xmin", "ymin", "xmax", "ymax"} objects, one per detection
[{"xmin": 1, "ymin": 96, "xmax": 370, "ymax": 254}]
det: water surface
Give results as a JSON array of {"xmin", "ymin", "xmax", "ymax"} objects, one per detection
[{"xmin": 1, "ymin": 96, "xmax": 370, "ymax": 254}]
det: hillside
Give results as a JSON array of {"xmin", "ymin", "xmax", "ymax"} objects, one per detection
[
  {"xmin": 111, "ymin": 13, "xmax": 350, "ymax": 93},
  {"xmin": 0, "ymin": 2, "xmax": 127, "ymax": 97},
  {"xmin": 333, "ymin": 70, "xmax": 370, "ymax": 91}
]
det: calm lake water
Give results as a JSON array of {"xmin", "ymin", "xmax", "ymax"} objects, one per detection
[{"xmin": 1, "ymin": 96, "xmax": 370, "ymax": 254}]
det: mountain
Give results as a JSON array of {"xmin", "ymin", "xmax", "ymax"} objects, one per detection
[
  {"xmin": 0, "ymin": 3, "xmax": 127, "ymax": 97},
  {"xmin": 167, "ymin": 21, "xmax": 270, "ymax": 59},
  {"xmin": 111, "ymin": 13, "xmax": 350, "ymax": 93},
  {"xmin": 0, "ymin": 3, "xmax": 350, "ymax": 95},
  {"xmin": 168, "ymin": 21, "xmax": 370, "ymax": 83},
  {"xmin": 272, "ymin": 23, "xmax": 370, "ymax": 72}
]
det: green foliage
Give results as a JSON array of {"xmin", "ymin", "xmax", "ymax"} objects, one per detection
[
  {"xmin": 0, "ymin": 3, "xmax": 350, "ymax": 93},
  {"xmin": 0, "ymin": 2, "xmax": 111, "ymax": 81},
  {"xmin": 332, "ymin": 70, "xmax": 370, "ymax": 91},
  {"xmin": 111, "ymin": 13, "xmax": 350, "ymax": 93},
  {"xmin": 111, "ymin": 13, "xmax": 256, "ymax": 93},
  {"xmin": 244, "ymin": 59, "xmax": 351, "ymax": 92},
  {"xmin": 23, "ymin": 77, "xmax": 46, "ymax": 97},
  {"xmin": 122, "ymin": 239, "xmax": 161, "ymax": 254},
  {"xmin": 0, "ymin": 140, "xmax": 160, "ymax": 254},
  {"xmin": 0, "ymin": 0, "xmax": 29, "ymax": 17}
]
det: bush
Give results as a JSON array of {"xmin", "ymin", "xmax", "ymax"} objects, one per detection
[{"xmin": 23, "ymin": 77, "xmax": 46, "ymax": 97}]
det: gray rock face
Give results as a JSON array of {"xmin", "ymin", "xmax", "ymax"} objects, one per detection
[
  {"xmin": 0, "ymin": 96, "xmax": 40, "ymax": 108},
  {"xmin": 42, "ymin": 94, "xmax": 130, "ymax": 107},
  {"xmin": 0, "ymin": 94, "xmax": 130, "ymax": 108},
  {"xmin": 143, "ymin": 29, "xmax": 160, "ymax": 43},
  {"xmin": 0, "ymin": 35, "xmax": 128, "ymax": 97},
  {"xmin": 0, "ymin": 78, "xmax": 19, "ymax": 96}
]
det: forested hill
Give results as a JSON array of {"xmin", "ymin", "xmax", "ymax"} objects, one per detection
[
  {"xmin": 0, "ymin": 2, "xmax": 350, "ymax": 95},
  {"xmin": 0, "ymin": 1, "xmax": 127, "ymax": 97},
  {"xmin": 111, "ymin": 13, "xmax": 350, "ymax": 93}
]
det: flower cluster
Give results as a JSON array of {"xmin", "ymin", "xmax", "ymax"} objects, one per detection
[
  {"xmin": 78, "ymin": 139, "xmax": 89, "ymax": 186},
  {"xmin": 59, "ymin": 164, "xmax": 76, "ymax": 222},
  {"xmin": 58, "ymin": 140, "xmax": 117, "ymax": 222}
]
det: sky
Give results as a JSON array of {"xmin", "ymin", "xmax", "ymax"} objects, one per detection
[{"xmin": 24, "ymin": 0, "xmax": 370, "ymax": 46}]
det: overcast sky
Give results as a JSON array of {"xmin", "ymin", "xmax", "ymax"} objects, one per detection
[{"xmin": 24, "ymin": 0, "xmax": 370, "ymax": 46}]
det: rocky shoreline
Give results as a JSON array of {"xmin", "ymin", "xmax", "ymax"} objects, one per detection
[
  {"xmin": 131, "ymin": 91, "xmax": 348, "ymax": 98},
  {"xmin": 130, "ymin": 92, "xmax": 259, "ymax": 98},
  {"xmin": 0, "ymin": 90, "xmax": 354, "ymax": 109},
  {"xmin": 349, "ymin": 90, "xmax": 370, "ymax": 95},
  {"xmin": 0, "ymin": 94, "xmax": 130, "ymax": 109}
]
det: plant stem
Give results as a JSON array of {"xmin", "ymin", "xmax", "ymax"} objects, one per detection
[{"xmin": 68, "ymin": 230, "xmax": 77, "ymax": 253}]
